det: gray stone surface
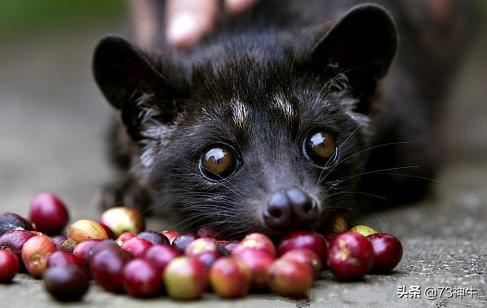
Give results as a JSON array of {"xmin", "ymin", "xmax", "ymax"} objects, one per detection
[{"xmin": 0, "ymin": 13, "xmax": 486, "ymax": 308}]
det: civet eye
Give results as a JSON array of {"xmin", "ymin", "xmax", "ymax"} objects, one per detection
[
  {"xmin": 199, "ymin": 145, "xmax": 239, "ymax": 181},
  {"xmin": 303, "ymin": 130, "xmax": 336, "ymax": 164}
]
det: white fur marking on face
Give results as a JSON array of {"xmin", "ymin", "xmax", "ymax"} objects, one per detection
[
  {"xmin": 272, "ymin": 95, "xmax": 294, "ymax": 119},
  {"xmin": 231, "ymin": 99, "xmax": 248, "ymax": 128},
  {"xmin": 139, "ymin": 124, "xmax": 175, "ymax": 171},
  {"xmin": 140, "ymin": 146, "xmax": 155, "ymax": 169}
]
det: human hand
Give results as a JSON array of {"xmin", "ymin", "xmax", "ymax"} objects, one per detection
[{"xmin": 166, "ymin": 0, "xmax": 257, "ymax": 48}]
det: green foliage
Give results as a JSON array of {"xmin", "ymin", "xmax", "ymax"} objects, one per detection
[{"xmin": 0, "ymin": 0, "xmax": 124, "ymax": 36}]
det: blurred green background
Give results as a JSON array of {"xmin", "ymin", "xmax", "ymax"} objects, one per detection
[{"xmin": 0, "ymin": 0, "xmax": 125, "ymax": 40}]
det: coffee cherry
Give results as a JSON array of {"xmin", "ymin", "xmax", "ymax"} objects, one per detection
[
  {"xmin": 122, "ymin": 259, "xmax": 162, "ymax": 297},
  {"xmin": 0, "ymin": 250, "xmax": 19, "ymax": 282},
  {"xmin": 143, "ymin": 244, "xmax": 181, "ymax": 273},
  {"xmin": 233, "ymin": 233, "xmax": 276, "ymax": 257},
  {"xmin": 67, "ymin": 220, "xmax": 108, "ymax": 243},
  {"xmin": 367, "ymin": 233, "xmax": 403, "ymax": 273},
  {"xmin": 0, "ymin": 212, "xmax": 34, "ymax": 236},
  {"xmin": 161, "ymin": 230, "xmax": 179, "ymax": 244},
  {"xmin": 29, "ymin": 193, "xmax": 69, "ymax": 235},
  {"xmin": 327, "ymin": 232, "xmax": 374, "ymax": 281},
  {"xmin": 88, "ymin": 240, "xmax": 119, "ymax": 262},
  {"xmin": 172, "ymin": 233, "xmax": 197, "ymax": 253},
  {"xmin": 43, "ymin": 265, "xmax": 89, "ymax": 301},
  {"xmin": 233, "ymin": 248, "xmax": 275, "ymax": 289},
  {"xmin": 209, "ymin": 256, "xmax": 251, "ymax": 298},
  {"xmin": 268, "ymin": 258, "xmax": 313, "ymax": 298},
  {"xmin": 72, "ymin": 240, "xmax": 100, "ymax": 268},
  {"xmin": 121, "ymin": 237, "xmax": 152, "ymax": 258},
  {"xmin": 21, "ymin": 235, "xmax": 57, "ymax": 277},
  {"xmin": 47, "ymin": 251, "xmax": 82, "ymax": 268},
  {"xmin": 163, "ymin": 256, "xmax": 208, "ymax": 300},
  {"xmin": 281, "ymin": 248, "xmax": 322, "ymax": 278},
  {"xmin": 115, "ymin": 232, "xmax": 137, "ymax": 246},
  {"xmin": 137, "ymin": 231, "xmax": 169, "ymax": 245},
  {"xmin": 278, "ymin": 231, "xmax": 328, "ymax": 263},
  {"xmin": 100, "ymin": 223, "xmax": 115, "ymax": 239},
  {"xmin": 90, "ymin": 247, "xmax": 132, "ymax": 293},
  {"xmin": 185, "ymin": 238, "xmax": 219, "ymax": 257},
  {"xmin": 0, "ymin": 230, "xmax": 36, "ymax": 260},
  {"xmin": 185, "ymin": 238, "xmax": 222, "ymax": 268},
  {"xmin": 99, "ymin": 207, "xmax": 145, "ymax": 237},
  {"xmin": 350, "ymin": 224, "xmax": 378, "ymax": 237}
]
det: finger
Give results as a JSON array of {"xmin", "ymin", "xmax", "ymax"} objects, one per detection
[
  {"xmin": 224, "ymin": 0, "xmax": 256, "ymax": 14},
  {"xmin": 128, "ymin": 0, "xmax": 158, "ymax": 50},
  {"xmin": 166, "ymin": 0, "xmax": 219, "ymax": 49}
]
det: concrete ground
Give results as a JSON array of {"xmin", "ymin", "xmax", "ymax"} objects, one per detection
[{"xmin": 0, "ymin": 13, "xmax": 486, "ymax": 308}]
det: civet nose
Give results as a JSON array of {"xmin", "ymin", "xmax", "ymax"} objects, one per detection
[{"xmin": 263, "ymin": 187, "xmax": 319, "ymax": 231}]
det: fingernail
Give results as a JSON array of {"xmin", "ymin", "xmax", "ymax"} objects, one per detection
[{"xmin": 167, "ymin": 13, "xmax": 200, "ymax": 48}]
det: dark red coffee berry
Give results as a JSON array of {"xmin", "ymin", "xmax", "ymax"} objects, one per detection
[
  {"xmin": 233, "ymin": 248, "xmax": 275, "ymax": 289},
  {"xmin": 278, "ymin": 231, "xmax": 327, "ymax": 263},
  {"xmin": 72, "ymin": 240, "xmax": 99, "ymax": 268},
  {"xmin": 0, "ymin": 212, "xmax": 34, "ymax": 236},
  {"xmin": 90, "ymin": 247, "xmax": 132, "ymax": 293},
  {"xmin": 121, "ymin": 237, "xmax": 152, "ymax": 258},
  {"xmin": 172, "ymin": 233, "xmax": 197, "ymax": 252},
  {"xmin": 0, "ymin": 230, "xmax": 36, "ymax": 259},
  {"xmin": 233, "ymin": 233, "xmax": 276, "ymax": 257},
  {"xmin": 115, "ymin": 232, "xmax": 136, "ymax": 246},
  {"xmin": 43, "ymin": 265, "xmax": 89, "ymax": 301},
  {"xmin": 47, "ymin": 251, "xmax": 82, "ymax": 268},
  {"xmin": 122, "ymin": 259, "xmax": 162, "ymax": 298},
  {"xmin": 367, "ymin": 233, "xmax": 403, "ymax": 273},
  {"xmin": 143, "ymin": 244, "xmax": 181, "ymax": 273},
  {"xmin": 268, "ymin": 258, "xmax": 313, "ymax": 298},
  {"xmin": 0, "ymin": 250, "xmax": 19, "ymax": 283},
  {"xmin": 327, "ymin": 232, "xmax": 374, "ymax": 281},
  {"xmin": 88, "ymin": 239, "xmax": 119, "ymax": 262},
  {"xmin": 281, "ymin": 248, "xmax": 322, "ymax": 278},
  {"xmin": 209, "ymin": 256, "xmax": 251, "ymax": 298},
  {"xmin": 137, "ymin": 231, "xmax": 169, "ymax": 245},
  {"xmin": 29, "ymin": 193, "xmax": 69, "ymax": 235}
]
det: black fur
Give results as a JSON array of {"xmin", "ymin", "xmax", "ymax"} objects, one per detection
[{"xmin": 93, "ymin": 0, "xmax": 474, "ymax": 238}]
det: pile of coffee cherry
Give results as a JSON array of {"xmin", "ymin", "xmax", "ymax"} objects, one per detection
[{"xmin": 0, "ymin": 193, "xmax": 403, "ymax": 301}]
